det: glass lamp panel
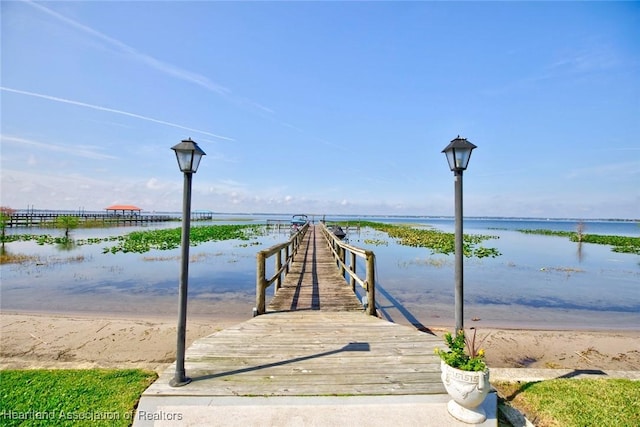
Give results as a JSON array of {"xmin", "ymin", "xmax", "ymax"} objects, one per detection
[
  {"xmin": 455, "ymin": 148, "xmax": 472, "ymax": 170},
  {"xmin": 445, "ymin": 149, "xmax": 457, "ymax": 171},
  {"xmin": 174, "ymin": 150, "xmax": 195, "ymax": 172},
  {"xmin": 190, "ymin": 152, "xmax": 203, "ymax": 173}
]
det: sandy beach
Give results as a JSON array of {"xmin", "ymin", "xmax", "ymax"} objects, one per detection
[{"xmin": 1, "ymin": 311, "xmax": 638, "ymax": 373}]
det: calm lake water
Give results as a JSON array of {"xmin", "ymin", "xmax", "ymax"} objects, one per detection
[{"xmin": 2, "ymin": 215, "xmax": 638, "ymax": 331}]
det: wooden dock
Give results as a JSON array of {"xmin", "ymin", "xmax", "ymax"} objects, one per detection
[
  {"xmin": 3, "ymin": 211, "xmax": 175, "ymax": 227},
  {"xmin": 146, "ymin": 311, "xmax": 444, "ymax": 397},
  {"xmin": 266, "ymin": 225, "xmax": 364, "ymax": 313},
  {"xmin": 143, "ymin": 224, "xmax": 445, "ymax": 399}
]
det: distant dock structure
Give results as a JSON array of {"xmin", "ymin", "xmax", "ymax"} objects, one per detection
[{"xmin": 4, "ymin": 205, "xmax": 175, "ymax": 227}]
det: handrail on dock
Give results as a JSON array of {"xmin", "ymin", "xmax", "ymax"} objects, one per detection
[
  {"xmin": 255, "ymin": 222, "xmax": 310, "ymax": 315},
  {"xmin": 319, "ymin": 222, "xmax": 376, "ymax": 316},
  {"xmin": 255, "ymin": 221, "xmax": 376, "ymax": 317}
]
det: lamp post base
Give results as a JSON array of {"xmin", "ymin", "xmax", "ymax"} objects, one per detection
[{"xmin": 169, "ymin": 376, "xmax": 192, "ymax": 388}]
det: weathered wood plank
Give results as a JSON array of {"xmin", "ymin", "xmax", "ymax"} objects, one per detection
[
  {"xmin": 142, "ymin": 226, "xmax": 448, "ymax": 401},
  {"xmin": 146, "ymin": 312, "xmax": 445, "ymax": 397}
]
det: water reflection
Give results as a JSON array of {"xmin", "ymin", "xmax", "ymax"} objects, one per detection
[
  {"xmin": 56, "ymin": 239, "xmax": 76, "ymax": 252},
  {"xmin": 1, "ymin": 219, "xmax": 638, "ymax": 330},
  {"xmin": 576, "ymin": 240, "xmax": 584, "ymax": 263}
]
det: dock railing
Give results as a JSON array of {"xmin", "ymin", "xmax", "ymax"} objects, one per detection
[
  {"xmin": 3, "ymin": 210, "xmax": 174, "ymax": 227},
  {"xmin": 319, "ymin": 222, "xmax": 376, "ymax": 316},
  {"xmin": 255, "ymin": 222, "xmax": 310, "ymax": 315}
]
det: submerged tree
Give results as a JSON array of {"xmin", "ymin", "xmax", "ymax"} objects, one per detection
[
  {"xmin": 576, "ymin": 221, "xmax": 586, "ymax": 242},
  {"xmin": 56, "ymin": 215, "xmax": 79, "ymax": 240},
  {"xmin": 0, "ymin": 206, "xmax": 15, "ymax": 243}
]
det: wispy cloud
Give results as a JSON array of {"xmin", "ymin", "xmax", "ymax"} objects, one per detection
[
  {"xmin": 567, "ymin": 161, "xmax": 640, "ymax": 179},
  {"xmin": 25, "ymin": 0, "xmax": 229, "ymax": 95},
  {"xmin": 0, "ymin": 87, "xmax": 234, "ymax": 140},
  {"xmin": 545, "ymin": 45, "xmax": 620, "ymax": 75},
  {"xmin": 25, "ymin": 0, "xmax": 275, "ymax": 115},
  {"xmin": 1, "ymin": 134, "xmax": 117, "ymax": 160},
  {"xmin": 527, "ymin": 44, "xmax": 622, "ymax": 86},
  {"xmin": 482, "ymin": 42, "xmax": 624, "ymax": 98}
]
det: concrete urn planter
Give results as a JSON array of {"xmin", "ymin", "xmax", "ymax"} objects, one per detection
[{"xmin": 440, "ymin": 360, "xmax": 490, "ymax": 424}]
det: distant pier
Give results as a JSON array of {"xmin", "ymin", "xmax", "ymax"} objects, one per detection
[{"xmin": 4, "ymin": 210, "xmax": 176, "ymax": 227}]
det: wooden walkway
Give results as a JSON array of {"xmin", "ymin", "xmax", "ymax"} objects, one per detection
[
  {"xmin": 143, "ymin": 224, "xmax": 445, "ymax": 398},
  {"xmin": 146, "ymin": 312, "xmax": 444, "ymax": 397},
  {"xmin": 267, "ymin": 225, "xmax": 364, "ymax": 313}
]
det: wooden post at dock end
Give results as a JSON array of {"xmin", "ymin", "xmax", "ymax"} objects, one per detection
[
  {"xmin": 256, "ymin": 251, "xmax": 267, "ymax": 315},
  {"xmin": 366, "ymin": 251, "xmax": 376, "ymax": 316}
]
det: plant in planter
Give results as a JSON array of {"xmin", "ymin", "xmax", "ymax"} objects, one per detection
[{"xmin": 435, "ymin": 328, "xmax": 490, "ymax": 424}]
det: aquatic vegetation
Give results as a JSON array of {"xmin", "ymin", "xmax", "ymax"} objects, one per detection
[
  {"xmin": 4, "ymin": 233, "xmax": 117, "ymax": 247},
  {"xmin": 539, "ymin": 266, "xmax": 585, "ymax": 278},
  {"xmin": 1, "ymin": 234, "xmax": 76, "ymax": 246},
  {"xmin": 103, "ymin": 224, "xmax": 266, "ymax": 254},
  {"xmin": 1, "ymin": 253, "xmax": 86, "ymax": 267},
  {"xmin": 1, "ymin": 224, "xmax": 267, "ymax": 255},
  {"xmin": 49, "ymin": 255, "xmax": 86, "ymax": 264},
  {"xmin": 142, "ymin": 255, "xmax": 179, "ymax": 261},
  {"xmin": 0, "ymin": 252, "xmax": 37, "ymax": 264},
  {"xmin": 358, "ymin": 221, "xmax": 500, "ymax": 258},
  {"xmin": 363, "ymin": 238, "xmax": 389, "ymax": 246},
  {"xmin": 398, "ymin": 258, "xmax": 449, "ymax": 268},
  {"xmin": 518, "ymin": 229, "xmax": 640, "ymax": 255},
  {"xmin": 237, "ymin": 241, "xmax": 262, "ymax": 247}
]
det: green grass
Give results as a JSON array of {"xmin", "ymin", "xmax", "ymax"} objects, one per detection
[
  {"xmin": 495, "ymin": 379, "xmax": 640, "ymax": 427},
  {"xmin": 0, "ymin": 369, "xmax": 157, "ymax": 426}
]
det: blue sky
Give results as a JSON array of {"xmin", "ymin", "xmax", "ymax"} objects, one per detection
[{"xmin": 1, "ymin": 1, "xmax": 639, "ymax": 219}]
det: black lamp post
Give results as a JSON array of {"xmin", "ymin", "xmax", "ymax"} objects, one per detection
[
  {"xmin": 169, "ymin": 138, "xmax": 206, "ymax": 387},
  {"xmin": 442, "ymin": 136, "xmax": 476, "ymax": 335}
]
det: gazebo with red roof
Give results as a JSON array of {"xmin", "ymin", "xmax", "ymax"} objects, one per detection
[{"xmin": 105, "ymin": 205, "xmax": 142, "ymax": 216}]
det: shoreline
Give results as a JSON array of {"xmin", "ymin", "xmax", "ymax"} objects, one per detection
[
  {"xmin": 6, "ymin": 304, "xmax": 640, "ymax": 332},
  {"xmin": 2, "ymin": 310, "xmax": 639, "ymax": 374}
]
